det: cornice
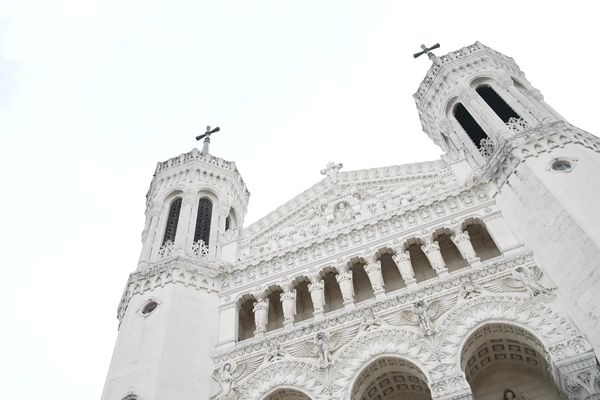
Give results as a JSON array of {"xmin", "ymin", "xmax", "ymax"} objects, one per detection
[{"xmin": 117, "ymin": 257, "xmax": 225, "ymax": 323}]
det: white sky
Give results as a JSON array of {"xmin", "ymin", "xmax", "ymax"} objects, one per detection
[{"xmin": 1, "ymin": 1, "xmax": 599, "ymax": 398}]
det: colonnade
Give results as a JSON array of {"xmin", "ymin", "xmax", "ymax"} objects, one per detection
[{"xmin": 238, "ymin": 223, "xmax": 499, "ymax": 340}]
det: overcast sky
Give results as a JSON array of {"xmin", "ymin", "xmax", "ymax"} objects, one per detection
[{"xmin": 1, "ymin": 1, "xmax": 599, "ymax": 398}]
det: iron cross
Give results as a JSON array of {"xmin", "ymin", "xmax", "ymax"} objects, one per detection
[
  {"xmin": 413, "ymin": 43, "xmax": 440, "ymax": 60},
  {"xmin": 196, "ymin": 125, "xmax": 220, "ymax": 155}
]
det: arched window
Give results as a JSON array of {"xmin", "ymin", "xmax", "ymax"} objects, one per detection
[
  {"xmin": 162, "ymin": 197, "xmax": 182, "ymax": 244},
  {"xmin": 453, "ymin": 103, "xmax": 489, "ymax": 149},
  {"xmin": 194, "ymin": 197, "xmax": 212, "ymax": 245},
  {"xmin": 476, "ymin": 84, "xmax": 520, "ymax": 123}
]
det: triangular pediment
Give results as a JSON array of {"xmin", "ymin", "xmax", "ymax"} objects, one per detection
[{"xmin": 238, "ymin": 160, "xmax": 457, "ymax": 260}]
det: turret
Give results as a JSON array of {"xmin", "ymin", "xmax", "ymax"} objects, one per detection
[
  {"xmin": 138, "ymin": 147, "xmax": 249, "ymax": 267},
  {"xmin": 414, "ymin": 42, "xmax": 563, "ymax": 174}
]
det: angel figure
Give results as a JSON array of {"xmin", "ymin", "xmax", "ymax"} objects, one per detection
[
  {"xmin": 512, "ymin": 266, "xmax": 554, "ymax": 297},
  {"xmin": 285, "ymin": 327, "xmax": 358, "ymax": 369},
  {"xmin": 483, "ymin": 266, "xmax": 554, "ymax": 298},
  {"xmin": 384, "ymin": 296, "xmax": 458, "ymax": 337},
  {"xmin": 412, "ymin": 300, "xmax": 434, "ymax": 336},
  {"xmin": 211, "ymin": 358, "xmax": 263, "ymax": 399},
  {"xmin": 212, "ymin": 363, "xmax": 238, "ymax": 399},
  {"xmin": 315, "ymin": 331, "xmax": 332, "ymax": 367}
]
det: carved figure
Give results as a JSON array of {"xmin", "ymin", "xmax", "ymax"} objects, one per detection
[
  {"xmin": 483, "ymin": 266, "xmax": 554, "ymax": 298},
  {"xmin": 320, "ymin": 162, "xmax": 343, "ymax": 179},
  {"xmin": 253, "ymin": 297, "xmax": 269, "ymax": 332},
  {"xmin": 266, "ymin": 345, "xmax": 285, "ymax": 362},
  {"xmin": 211, "ymin": 358, "xmax": 263, "ymax": 400},
  {"xmin": 412, "ymin": 299, "xmax": 434, "ymax": 336},
  {"xmin": 280, "ymin": 289, "xmax": 297, "ymax": 324},
  {"xmin": 384, "ymin": 295, "xmax": 458, "ymax": 336},
  {"xmin": 315, "ymin": 331, "xmax": 332, "ymax": 367},
  {"xmin": 335, "ymin": 269, "xmax": 355, "ymax": 303},
  {"xmin": 512, "ymin": 266, "xmax": 554, "ymax": 297},
  {"xmin": 364, "ymin": 261, "xmax": 385, "ymax": 293},
  {"xmin": 285, "ymin": 327, "xmax": 358, "ymax": 369},
  {"xmin": 308, "ymin": 278, "xmax": 325, "ymax": 313}
]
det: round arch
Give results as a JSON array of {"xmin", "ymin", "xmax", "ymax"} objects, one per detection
[
  {"xmin": 350, "ymin": 355, "xmax": 432, "ymax": 400},
  {"xmin": 334, "ymin": 327, "xmax": 440, "ymax": 400},
  {"xmin": 263, "ymin": 386, "xmax": 313, "ymax": 400},
  {"xmin": 459, "ymin": 322, "xmax": 564, "ymax": 399},
  {"xmin": 241, "ymin": 360, "xmax": 327, "ymax": 400},
  {"xmin": 434, "ymin": 294, "xmax": 592, "ymax": 371}
]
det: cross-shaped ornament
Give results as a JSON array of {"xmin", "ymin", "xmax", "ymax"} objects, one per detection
[
  {"xmin": 196, "ymin": 125, "xmax": 220, "ymax": 155},
  {"xmin": 413, "ymin": 43, "xmax": 441, "ymax": 61}
]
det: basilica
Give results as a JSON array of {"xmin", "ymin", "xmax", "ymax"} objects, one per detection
[{"xmin": 101, "ymin": 42, "xmax": 600, "ymax": 400}]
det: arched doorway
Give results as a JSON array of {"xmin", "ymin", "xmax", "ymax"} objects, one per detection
[
  {"xmin": 263, "ymin": 388, "xmax": 311, "ymax": 400},
  {"xmin": 461, "ymin": 323, "xmax": 565, "ymax": 400},
  {"xmin": 351, "ymin": 356, "xmax": 432, "ymax": 400}
]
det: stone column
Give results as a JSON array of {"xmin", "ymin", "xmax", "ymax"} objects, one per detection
[
  {"xmin": 335, "ymin": 267, "xmax": 355, "ymax": 309},
  {"xmin": 451, "ymin": 231, "xmax": 480, "ymax": 264},
  {"xmin": 557, "ymin": 352, "xmax": 600, "ymax": 400},
  {"xmin": 252, "ymin": 294, "xmax": 269, "ymax": 336},
  {"xmin": 280, "ymin": 286, "xmax": 297, "ymax": 328},
  {"xmin": 175, "ymin": 196, "xmax": 193, "ymax": 256},
  {"xmin": 465, "ymin": 90, "xmax": 506, "ymax": 140},
  {"xmin": 364, "ymin": 260, "xmax": 386, "ymax": 299},
  {"xmin": 392, "ymin": 250, "xmax": 417, "ymax": 288},
  {"xmin": 308, "ymin": 273, "xmax": 325, "ymax": 319},
  {"xmin": 421, "ymin": 240, "xmax": 448, "ymax": 276},
  {"xmin": 140, "ymin": 208, "xmax": 160, "ymax": 265}
]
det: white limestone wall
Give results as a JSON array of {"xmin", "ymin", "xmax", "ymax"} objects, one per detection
[
  {"xmin": 102, "ymin": 283, "xmax": 219, "ymax": 400},
  {"xmin": 497, "ymin": 143, "xmax": 600, "ymax": 354}
]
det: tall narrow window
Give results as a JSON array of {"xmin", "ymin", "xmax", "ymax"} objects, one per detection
[
  {"xmin": 476, "ymin": 85, "xmax": 520, "ymax": 123},
  {"xmin": 194, "ymin": 198, "xmax": 213, "ymax": 245},
  {"xmin": 162, "ymin": 197, "xmax": 182, "ymax": 244},
  {"xmin": 453, "ymin": 103, "xmax": 489, "ymax": 149}
]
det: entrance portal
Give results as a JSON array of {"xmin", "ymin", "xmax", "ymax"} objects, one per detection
[
  {"xmin": 461, "ymin": 323, "xmax": 565, "ymax": 400},
  {"xmin": 351, "ymin": 356, "xmax": 432, "ymax": 400}
]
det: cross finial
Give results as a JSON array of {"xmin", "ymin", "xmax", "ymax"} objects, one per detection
[
  {"xmin": 413, "ymin": 43, "xmax": 441, "ymax": 62},
  {"xmin": 195, "ymin": 125, "xmax": 221, "ymax": 155}
]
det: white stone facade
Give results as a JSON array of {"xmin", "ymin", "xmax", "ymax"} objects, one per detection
[{"xmin": 101, "ymin": 42, "xmax": 600, "ymax": 400}]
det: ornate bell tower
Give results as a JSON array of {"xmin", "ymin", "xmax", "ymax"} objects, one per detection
[
  {"xmin": 415, "ymin": 42, "xmax": 600, "ymax": 356},
  {"xmin": 101, "ymin": 145, "xmax": 249, "ymax": 400}
]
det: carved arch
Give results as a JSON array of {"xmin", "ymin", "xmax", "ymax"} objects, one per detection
[
  {"xmin": 434, "ymin": 295, "xmax": 592, "ymax": 370},
  {"xmin": 240, "ymin": 360, "xmax": 327, "ymax": 400},
  {"xmin": 333, "ymin": 327, "xmax": 440, "ymax": 400},
  {"xmin": 262, "ymin": 385, "xmax": 314, "ymax": 400}
]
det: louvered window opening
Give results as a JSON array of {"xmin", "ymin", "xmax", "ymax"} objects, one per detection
[
  {"xmin": 163, "ymin": 197, "xmax": 182, "ymax": 244},
  {"xmin": 476, "ymin": 85, "xmax": 520, "ymax": 123},
  {"xmin": 453, "ymin": 103, "xmax": 489, "ymax": 149},
  {"xmin": 194, "ymin": 198, "xmax": 213, "ymax": 246}
]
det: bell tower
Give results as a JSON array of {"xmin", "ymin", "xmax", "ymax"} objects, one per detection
[
  {"xmin": 415, "ymin": 42, "xmax": 600, "ymax": 355},
  {"xmin": 101, "ymin": 145, "xmax": 249, "ymax": 400},
  {"xmin": 414, "ymin": 42, "xmax": 564, "ymax": 176}
]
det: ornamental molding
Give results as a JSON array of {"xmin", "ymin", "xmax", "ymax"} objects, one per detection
[
  {"xmin": 222, "ymin": 185, "xmax": 495, "ymax": 293},
  {"xmin": 214, "ymin": 252, "xmax": 535, "ymax": 362},
  {"xmin": 146, "ymin": 147, "xmax": 250, "ymax": 209},
  {"xmin": 117, "ymin": 258, "xmax": 223, "ymax": 322},
  {"xmin": 216, "ymin": 284, "xmax": 590, "ymax": 400},
  {"xmin": 481, "ymin": 120, "xmax": 600, "ymax": 190},
  {"xmin": 235, "ymin": 160, "xmax": 454, "ymax": 257}
]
